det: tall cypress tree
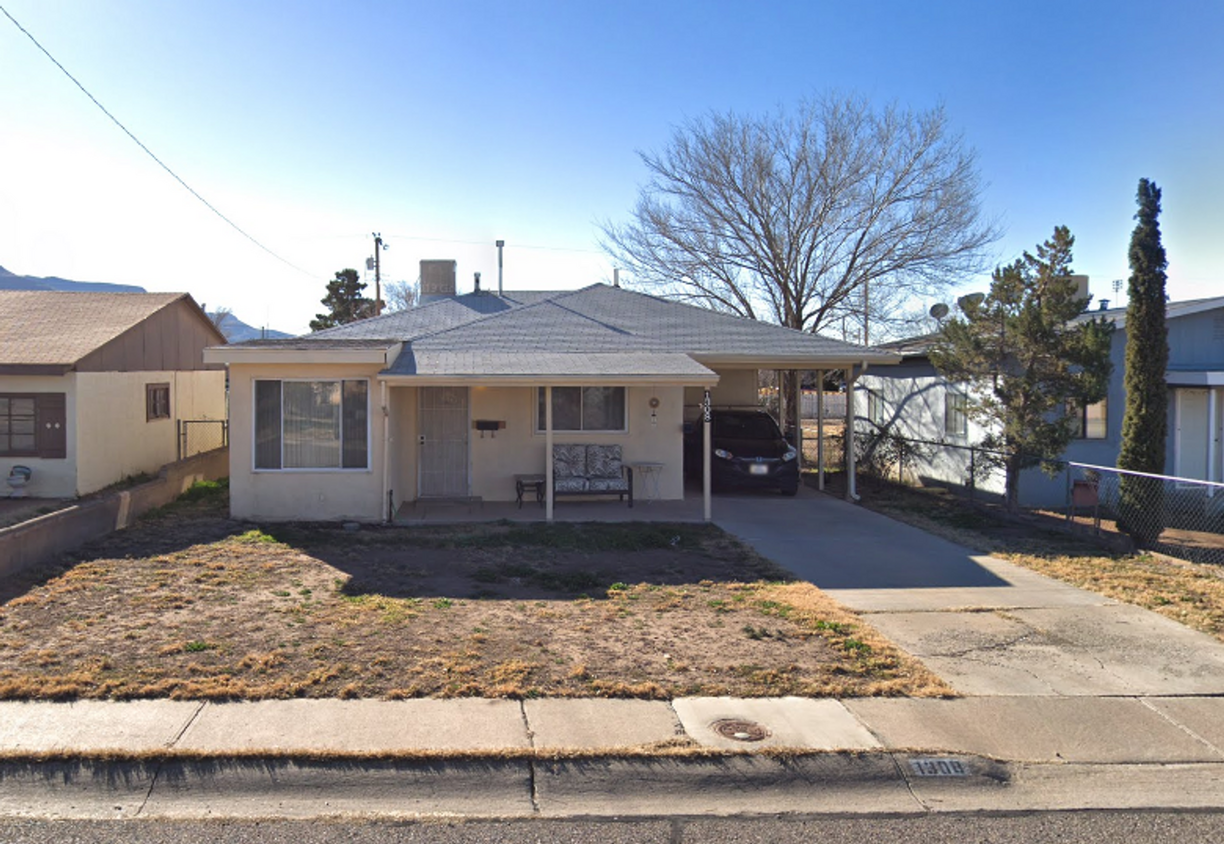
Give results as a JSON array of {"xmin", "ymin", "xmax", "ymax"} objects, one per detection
[{"xmin": 1116, "ymin": 178, "xmax": 1169, "ymax": 542}]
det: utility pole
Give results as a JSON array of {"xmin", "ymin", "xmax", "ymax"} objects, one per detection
[{"xmin": 372, "ymin": 232, "xmax": 389, "ymax": 316}]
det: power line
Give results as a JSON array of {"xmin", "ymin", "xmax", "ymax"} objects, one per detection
[
  {"xmin": 0, "ymin": 4, "xmax": 316, "ymax": 278},
  {"xmin": 384, "ymin": 233, "xmax": 605, "ymax": 256}
]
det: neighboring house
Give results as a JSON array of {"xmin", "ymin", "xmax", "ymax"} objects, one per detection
[
  {"xmin": 0, "ymin": 291, "xmax": 228, "ymax": 499},
  {"xmin": 205, "ymin": 262, "xmax": 900, "ymax": 522},
  {"xmin": 856, "ymin": 295, "xmax": 1224, "ymax": 508}
]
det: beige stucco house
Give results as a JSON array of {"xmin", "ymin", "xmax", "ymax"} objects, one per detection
[
  {"xmin": 0, "ymin": 291, "xmax": 227, "ymax": 499},
  {"xmin": 206, "ymin": 265, "xmax": 898, "ymax": 522}
]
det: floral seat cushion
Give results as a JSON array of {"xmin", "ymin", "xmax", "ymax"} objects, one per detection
[{"xmin": 585, "ymin": 445, "xmax": 623, "ymax": 479}]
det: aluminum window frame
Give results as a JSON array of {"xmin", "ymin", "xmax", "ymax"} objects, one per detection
[{"xmin": 251, "ymin": 377, "xmax": 372, "ymax": 472}]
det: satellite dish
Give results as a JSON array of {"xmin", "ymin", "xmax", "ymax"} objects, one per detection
[
  {"xmin": 928, "ymin": 303, "xmax": 949, "ymax": 320},
  {"xmin": 957, "ymin": 292, "xmax": 986, "ymax": 312}
]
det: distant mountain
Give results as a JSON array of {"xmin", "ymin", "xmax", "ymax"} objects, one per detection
[
  {"xmin": 0, "ymin": 265, "xmax": 146, "ymax": 293},
  {"xmin": 211, "ymin": 312, "xmax": 293, "ymax": 343}
]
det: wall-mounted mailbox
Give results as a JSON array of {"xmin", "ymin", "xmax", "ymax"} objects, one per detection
[{"xmin": 473, "ymin": 419, "xmax": 506, "ymax": 438}]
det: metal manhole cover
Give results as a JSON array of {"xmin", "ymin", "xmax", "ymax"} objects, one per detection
[{"xmin": 711, "ymin": 718, "xmax": 771, "ymax": 742}]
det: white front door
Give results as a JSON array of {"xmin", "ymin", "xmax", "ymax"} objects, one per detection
[
  {"xmin": 418, "ymin": 386, "xmax": 470, "ymax": 497},
  {"xmin": 1175, "ymin": 388, "xmax": 1209, "ymax": 480}
]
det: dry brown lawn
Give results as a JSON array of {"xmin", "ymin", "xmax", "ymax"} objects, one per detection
[
  {"xmin": 830, "ymin": 473, "xmax": 1224, "ymax": 642},
  {"xmin": 0, "ymin": 482, "xmax": 946, "ymax": 701}
]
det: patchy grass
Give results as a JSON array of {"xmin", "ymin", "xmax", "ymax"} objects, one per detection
[
  {"xmin": 824, "ymin": 473, "xmax": 1224, "ymax": 643},
  {"xmin": 0, "ymin": 487, "xmax": 945, "ymax": 701}
]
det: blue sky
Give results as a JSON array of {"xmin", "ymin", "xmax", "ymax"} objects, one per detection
[{"xmin": 2, "ymin": 1, "xmax": 1220, "ymax": 334}]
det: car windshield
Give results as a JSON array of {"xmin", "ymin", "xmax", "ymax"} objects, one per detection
[{"xmin": 712, "ymin": 414, "xmax": 781, "ymax": 440}]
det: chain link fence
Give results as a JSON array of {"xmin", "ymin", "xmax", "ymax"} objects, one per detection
[
  {"xmin": 1066, "ymin": 462, "xmax": 1224, "ymax": 565},
  {"xmin": 177, "ymin": 419, "xmax": 228, "ymax": 461},
  {"xmin": 851, "ymin": 426, "xmax": 1011, "ymax": 501}
]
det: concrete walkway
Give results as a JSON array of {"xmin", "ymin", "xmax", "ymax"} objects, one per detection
[{"xmin": 6, "ymin": 489, "xmax": 1224, "ymax": 818}]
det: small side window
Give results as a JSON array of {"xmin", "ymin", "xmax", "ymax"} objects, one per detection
[
  {"xmin": 944, "ymin": 392, "xmax": 968, "ymax": 437},
  {"xmin": 147, "ymin": 383, "xmax": 171, "ymax": 421}
]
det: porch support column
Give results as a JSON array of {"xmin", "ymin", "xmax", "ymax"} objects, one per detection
[
  {"xmin": 816, "ymin": 370, "xmax": 825, "ymax": 491},
  {"xmin": 702, "ymin": 387, "xmax": 712, "ymax": 522},
  {"xmin": 792, "ymin": 370, "xmax": 803, "ymax": 470},
  {"xmin": 1210, "ymin": 387, "xmax": 1219, "ymax": 495},
  {"xmin": 845, "ymin": 366, "xmax": 857, "ymax": 501},
  {"xmin": 380, "ymin": 381, "xmax": 391, "ymax": 522},
  {"xmin": 545, "ymin": 386, "xmax": 555, "ymax": 523}
]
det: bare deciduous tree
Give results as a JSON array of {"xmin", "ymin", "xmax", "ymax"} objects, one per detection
[
  {"xmin": 384, "ymin": 278, "xmax": 419, "ymax": 312},
  {"xmin": 602, "ymin": 94, "xmax": 999, "ymax": 342}
]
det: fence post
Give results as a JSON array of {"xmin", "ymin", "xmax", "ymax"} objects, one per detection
[{"xmin": 176, "ymin": 420, "xmax": 183, "ymax": 461}]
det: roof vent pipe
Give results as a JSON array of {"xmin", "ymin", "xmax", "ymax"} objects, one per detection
[
  {"xmin": 495, "ymin": 239, "xmax": 505, "ymax": 296},
  {"xmin": 613, "ymin": 268, "xmax": 620, "ymax": 288},
  {"xmin": 474, "ymin": 272, "xmax": 481, "ymax": 293}
]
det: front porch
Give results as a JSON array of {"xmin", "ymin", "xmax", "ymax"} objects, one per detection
[{"xmin": 394, "ymin": 493, "xmax": 707, "ymax": 525}]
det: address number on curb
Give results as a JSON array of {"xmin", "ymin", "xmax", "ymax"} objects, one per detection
[{"xmin": 909, "ymin": 758, "xmax": 970, "ymax": 777}]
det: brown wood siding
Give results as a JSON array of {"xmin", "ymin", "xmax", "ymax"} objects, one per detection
[{"xmin": 75, "ymin": 299, "xmax": 225, "ymax": 373}]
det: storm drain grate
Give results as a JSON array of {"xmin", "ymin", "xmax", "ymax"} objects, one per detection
[{"xmin": 711, "ymin": 718, "xmax": 771, "ymax": 742}]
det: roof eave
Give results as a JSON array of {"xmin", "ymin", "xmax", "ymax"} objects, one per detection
[
  {"xmin": 379, "ymin": 373, "xmax": 719, "ymax": 387},
  {"xmin": 204, "ymin": 343, "xmax": 401, "ymax": 366},
  {"xmin": 692, "ymin": 352, "xmax": 903, "ymax": 368}
]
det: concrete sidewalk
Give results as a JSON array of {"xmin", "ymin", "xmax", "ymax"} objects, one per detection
[{"xmin": 2, "ymin": 695, "xmax": 1223, "ymax": 763}]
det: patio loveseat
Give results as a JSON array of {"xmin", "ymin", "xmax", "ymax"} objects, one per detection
[{"xmin": 552, "ymin": 443, "xmax": 633, "ymax": 508}]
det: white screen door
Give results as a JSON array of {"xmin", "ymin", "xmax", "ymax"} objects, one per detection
[
  {"xmin": 1176, "ymin": 388, "xmax": 1209, "ymax": 481},
  {"xmin": 419, "ymin": 387, "xmax": 469, "ymax": 497}
]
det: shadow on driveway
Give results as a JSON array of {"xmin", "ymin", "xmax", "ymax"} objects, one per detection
[{"xmin": 712, "ymin": 487, "xmax": 1010, "ymax": 590}]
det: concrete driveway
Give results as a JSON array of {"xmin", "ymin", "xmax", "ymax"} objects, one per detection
[{"xmin": 714, "ymin": 487, "xmax": 1224, "ymax": 696}]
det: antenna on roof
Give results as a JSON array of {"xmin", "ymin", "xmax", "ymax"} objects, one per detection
[{"xmin": 928, "ymin": 303, "xmax": 949, "ymax": 321}]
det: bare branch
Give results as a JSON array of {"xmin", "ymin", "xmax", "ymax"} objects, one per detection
[{"xmin": 601, "ymin": 93, "xmax": 999, "ymax": 336}]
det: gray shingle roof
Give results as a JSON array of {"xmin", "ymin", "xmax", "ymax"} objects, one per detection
[
  {"xmin": 388, "ymin": 350, "xmax": 714, "ymax": 380},
  {"xmin": 307, "ymin": 290, "xmax": 556, "ymax": 341},
  {"xmin": 406, "ymin": 284, "xmax": 893, "ymax": 361},
  {"xmin": 0, "ymin": 291, "xmax": 188, "ymax": 365}
]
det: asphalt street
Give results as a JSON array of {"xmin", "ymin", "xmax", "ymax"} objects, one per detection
[{"xmin": 3, "ymin": 812, "xmax": 1224, "ymax": 843}]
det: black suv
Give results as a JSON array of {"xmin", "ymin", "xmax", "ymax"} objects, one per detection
[{"xmin": 684, "ymin": 409, "xmax": 799, "ymax": 495}]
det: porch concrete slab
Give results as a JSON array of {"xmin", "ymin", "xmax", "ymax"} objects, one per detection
[
  {"xmin": 0, "ymin": 700, "xmax": 201, "ymax": 753},
  {"xmin": 396, "ymin": 497, "xmax": 704, "ymax": 525},
  {"xmin": 845, "ymin": 697, "xmax": 1221, "ymax": 763},
  {"xmin": 176, "ymin": 699, "xmax": 530, "ymax": 753},
  {"xmin": 672, "ymin": 696, "xmax": 880, "ymax": 751},
  {"xmin": 867, "ymin": 604, "xmax": 1224, "ymax": 696},
  {"xmin": 525, "ymin": 699, "xmax": 683, "ymax": 751},
  {"xmin": 1144, "ymin": 698, "xmax": 1224, "ymax": 754}
]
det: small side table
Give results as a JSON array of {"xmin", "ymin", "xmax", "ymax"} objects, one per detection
[
  {"xmin": 514, "ymin": 474, "xmax": 546, "ymax": 509},
  {"xmin": 630, "ymin": 462, "xmax": 664, "ymax": 502}
]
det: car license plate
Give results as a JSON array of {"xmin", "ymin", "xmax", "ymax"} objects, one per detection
[{"xmin": 749, "ymin": 463, "xmax": 769, "ymax": 475}]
